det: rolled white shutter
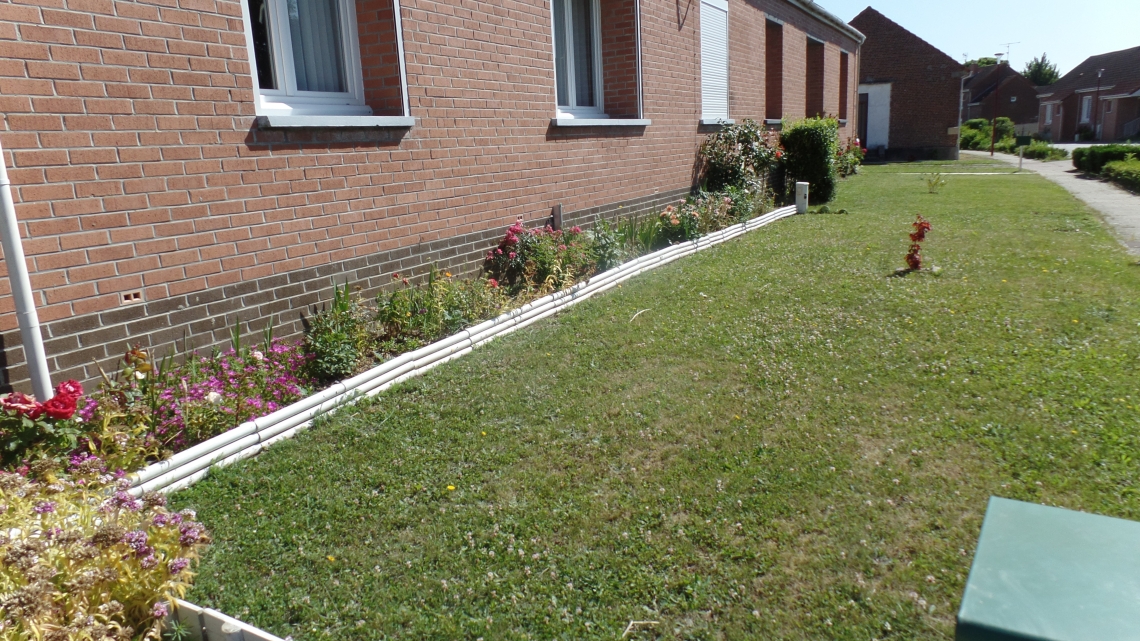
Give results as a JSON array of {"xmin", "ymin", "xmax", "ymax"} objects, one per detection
[{"xmin": 700, "ymin": 0, "xmax": 729, "ymax": 121}]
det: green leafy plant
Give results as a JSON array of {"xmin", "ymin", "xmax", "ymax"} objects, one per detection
[
  {"xmin": 1101, "ymin": 157, "xmax": 1140, "ymax": 193},
  {"xmin": 1023, "ymin": 53, "xmax": 1060, "ymax": 86},
  {"xmin": 483, "ymin": 223, "xmax": 595, "ymax": 294},
  {"xmin": 779, "ymin": 117, "xmax": 840, "ymax": 203},
  {"xmin": 1020, "ymin": 141, "xmax": 1069, "ymax": 161},
  {"xmin": 588, "ymin": 219, "xmax": 624, "ymax": 272},
  {"xmin": 959, "ymin": 117, "xmax": 1016, "ymax": 151},
  {"xmin": 698, "ymin": 119, "xmax": 780, "ymax": 192},
  {"xmin": 927, "ymin": 172, "xmax": 948, "ymax": 194},
  {"xmin": 304, "ymin": 282, "xmax": 374, "ymax": 382},
  {"xmin": 375, "ymin": 268, "xmax": 507, "ymax": 355},
  {"xmin": 1072, "ymin": 145, "xmax": 1140, "ymax": 173},
  {"xmin": 836, "ymin": 138, "xmax": 865, "ymax": 177},
  {"xmin": 0, "ymin": 460, "xmax": 209, "ymax": 640}
]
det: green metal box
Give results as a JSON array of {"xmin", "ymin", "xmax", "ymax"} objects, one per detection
[{"xmin": 957, "ymin": 497, "xmax": 1140, "ymax": 641}]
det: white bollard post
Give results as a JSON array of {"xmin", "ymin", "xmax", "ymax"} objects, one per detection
[
  {"xmin": 795, "ymin": 182, "xmax": 810, "ymax": 214},
  {"xmin": 1019, "ymin": 145, "xmax": 1024, "ymax": 171}
]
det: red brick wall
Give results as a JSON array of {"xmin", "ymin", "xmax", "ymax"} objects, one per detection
[
  {"xmin": 358, "ymin": 0, "xmax": 404, "ymax": 116},
  {"xmin": 601, "ymin": 0, "xmax": 640, "ymax": 119},
  {"xmin": 0, "ymin": 0, "xmax": 860, "ymax": 390},
  {"xmin": 850, "ymin": 7, "xmax": 962, "ymax": 157}
]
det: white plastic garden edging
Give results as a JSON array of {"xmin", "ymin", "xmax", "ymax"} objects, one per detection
[
  {"xmin": 129, "ymin": 205, "xmax": 798, "ymax": 496},
  {"xmin": 165, "ymin": 599, "xmax": 286, "ymax": 641}
]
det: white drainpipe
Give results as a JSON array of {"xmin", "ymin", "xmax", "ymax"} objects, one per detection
[{"xmin": 0, "ymin": 139, "xmax": 53, "ymax": 400}]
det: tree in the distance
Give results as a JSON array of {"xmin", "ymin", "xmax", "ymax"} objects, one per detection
[
  {"xmin": 1023, "ymin": 53, "xmax": 1061, "ymax": 86},
  {"xmin": 966, "ymin": 56, "xmax": 999, "ymax": 68}
]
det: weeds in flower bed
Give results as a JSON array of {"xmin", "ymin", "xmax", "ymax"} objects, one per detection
[{"xmin": 0, "ymin": 460, "xmax": 209, "ymax": 640}]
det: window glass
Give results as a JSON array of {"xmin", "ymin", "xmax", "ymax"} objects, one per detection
[
  {"xmin": 570, "ymin": 0, "xmax": 595, "ymax": 108},
  {"xmin": 248, "ymin": 0, "xmax": 277, "ymax": 89},
  {"xmin": 553, "ymin": 0, "xmax": 569, "ymax": 105},
  {"xmin": 288, "ymin": 0, "xmax": 347, "ymax": 93}
]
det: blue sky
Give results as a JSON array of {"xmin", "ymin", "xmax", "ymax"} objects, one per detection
[{"xmin": 820, "ymin": 1, "xmax": 1138, "ymax": 76}]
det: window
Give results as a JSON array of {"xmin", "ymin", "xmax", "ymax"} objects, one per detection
[
  {"xmin": 1106, "ymin": 100, "xmax": 1113, "ymax": 113},
  {"xmin": 805, "ymin": 38, "xmax": 825, "ymax": 117},
  {"xmin": 838, "ymin": 51, "xmax": 849, "ymax": 120},
  {"xmin": 245, "ymin": 0, "xmax": 370, "ymax": 116},
  {"xmin": 699, "ymin": 0, "xmax": 729, "ymax": 122},
  {"xmin": 1045, "ymin": 103, "xmax": 1053, "ymax": 125},
  {"xmin": 764, "ymin": 19, "xmax": 783, "ymax": 121},
  {"xmin": 1080, "ymin": 95, "xmax": 1093, "ymax": 123},
  {"xmin": 1010, "ymin": 96, "xmax": 1017, "ymax": 103},
  {"xmin": 553, "ymin": 0, "xmax": 604, "ymax": 117}
]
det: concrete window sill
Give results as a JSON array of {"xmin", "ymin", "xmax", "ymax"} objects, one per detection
[
  {"xmin": 551, "ymin": 118, "xmax": 651, "ymax": 127},
  {"xmin": 255, "ymin": 115, "xmax": 415, "ymax": 128},
  {"xmin": 700, "ymin": 119, "xmax": 736, "ymax": 126}
]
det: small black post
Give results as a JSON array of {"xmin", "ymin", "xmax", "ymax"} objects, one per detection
[{"xmin": 551, "ymin": 203, "xmax": 562, "ymax": 231}]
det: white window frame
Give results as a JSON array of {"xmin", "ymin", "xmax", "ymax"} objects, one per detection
[
  {"xmin": 241, "ymin": 0, "xmax": 372, "ymax": 117},
  {"xmin": 552, "ymin": 0, "xmax": 606, "ymax": 119},
  {"xmin": 1080, "ymin": 95, "xmax": 1093, "ymax": 123}
]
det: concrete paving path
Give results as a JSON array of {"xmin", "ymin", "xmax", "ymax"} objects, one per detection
[{"xmin": 962, "ymin": 150, "xmax": 1140, "ymax": 255}]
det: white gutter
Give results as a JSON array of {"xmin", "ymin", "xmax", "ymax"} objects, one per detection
[
  {"xmin": 0, "ymin": 138, "xmax": 52, "ymax": 400},
  {"xmin": 785, "ymin": 0, "xmax": 865, "ymax": 44}
]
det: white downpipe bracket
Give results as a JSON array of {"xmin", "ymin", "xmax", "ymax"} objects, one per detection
[
  {"xmin": 130, "ymin": 205, "xmax": 799, "ymax": 496},
  {"xmin": 0, "ymin": 139, "xmax": 52, "ymax": 400}
]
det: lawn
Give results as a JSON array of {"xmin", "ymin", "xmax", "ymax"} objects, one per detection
[{"xmin": 174, "ymin": 158, "xmax": 1140, "ymax": 640}]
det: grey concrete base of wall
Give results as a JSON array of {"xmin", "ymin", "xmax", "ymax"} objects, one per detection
[{"xmin": 0, "ymin": 188, "xmax": 690, "ymax": 393}]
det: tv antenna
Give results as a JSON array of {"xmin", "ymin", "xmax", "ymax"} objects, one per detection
[{"xmin": 999, "ymin": 42, "xmax": 1020, "ymax": 62}]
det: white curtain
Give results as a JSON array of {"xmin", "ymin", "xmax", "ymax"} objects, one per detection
[{"xmin": 287, "ymin": 0, "xmax": 347, "ymax": 93}]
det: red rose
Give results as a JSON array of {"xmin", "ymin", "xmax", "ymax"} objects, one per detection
[
  {"xmin": 54, "ymin": 380, "xmax": 83, "ymax": 400},
  {"xmin": 42, "ymin": 395, "xmax": 77, "ymax": 421},
  {"xmin": 1, "ymin": 392, "xmax": 43, "ymax": 419}
]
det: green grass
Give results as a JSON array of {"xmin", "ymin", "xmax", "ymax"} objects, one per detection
[{"xmin": 174, "ymin": 159, "xmax": 1140, "ymax": 640}]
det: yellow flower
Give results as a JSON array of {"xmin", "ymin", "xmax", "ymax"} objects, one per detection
[
  {"xmin": 445, "ymin": 272, "xmax": 453, "ymax": 277},
  {"xmin": 481, "ymin": 431, "xmax": 486, "ymax": 436},
  {"xmin": 327, "ymin": 556, "xmax": 336, "ymax": 562},
  {"xmin": 447, "ymin": 485, "xmax": 456, "ymax": 491},
  {"xmin": 1072, "ymin": 319, "xmax": 1079, "ymax": 323}
]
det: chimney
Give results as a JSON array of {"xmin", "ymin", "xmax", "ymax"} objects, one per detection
[{"xmin": 969, "ymin": 63, "xmax": 979, "ymax": 76}]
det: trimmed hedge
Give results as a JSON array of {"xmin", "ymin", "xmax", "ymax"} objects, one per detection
[
  {"xmin": 780, "ymin": 117, "xmax": 839, "ymax": 204},
  {"xmin": 1102, "ymin": 158, "xmax": 1140, "ymax": 193},
  {"xmin": 1072, "ymin": 145, "xmax": 1140, "ymax": 173},
  {"xmin": 1020, "ymin": 141, "xmax": 1069, "ymax": 161}
]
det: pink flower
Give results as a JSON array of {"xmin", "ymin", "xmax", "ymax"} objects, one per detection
[
  {"xmin": 1, "ymin": 392, "xmax": 43, "ymax": 419},
  {"xmin": 570, "ymin": 226, "xmax": 582, "ymax": 233},
  {"xmin": 558, "ymin": 244, "xmax": 566, "ymax": 251},
  {"xmin": 487, "ymin": 278, "xmax": 499, "ymax": 288},
  {"xmin": 508, "ymin": 252, "xmax": 517, "ymax": 259}
]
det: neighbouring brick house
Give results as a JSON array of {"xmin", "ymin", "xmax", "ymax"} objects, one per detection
[
  {"xmin": 849, "ymin": 7, "xmax": 963, "ymax": 161},
  {"xmin": 1037, "ymin": 46, "xmax": 1140, "ymax": 143},
  {"xmin": 962, "ymin": 63, "xmax": 1039, "ymax": 134},
  {"xmin": 0, "ymin": 0, "xmax": 863, "ymax": 392}
]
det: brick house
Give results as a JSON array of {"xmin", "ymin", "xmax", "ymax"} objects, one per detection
[
  {"xmin": 1037, "ymin": 46, "xmax": 1140, "ymax": 143},
  {"xmin": 962, "ymin": 63, "xmax": 1039, "ymax": 135},
  {"xmin": 0, "ymin": 0, "xmax": 863, "ymax": 392},
  {"xmin": 848, "ymin": 7, "xmax": 963, "ymax": 161}
]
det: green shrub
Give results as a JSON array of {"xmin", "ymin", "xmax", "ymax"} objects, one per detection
[
  {"xmin": 836, "ymin": 138, "xmax": 864, "ymax": 177},
  {"xmin": 304, "ymin": 282, "xmax": 373, "ymax": 381},
  {"xmin": 588, "ymin": 219, "xmax": 623, "ymax": 272},
  {"xmin": 483, "ymin": 223, "xmax": 595, "ymax": 294},
  {"xmin": 959, "ymin": 118, "xmax": 1015, "ymax": 151},
  {"xmin": 1102, "ymin": 157, "xmax": 1140, "ymax": 193},
  {"xmin": 698, "ymin": 119, "xmax": 779, "ymax": 192},
  {"xmin": 375, "ymin": 268, "xmax": 507, "ymax": 353},
  {"xmin": 1072, "ymin": 145, "xmax": 1140, "ymax": 173},
  {"xmin": 0, "ymin": 462, "xmax": 209, "ymax": 640},
  {"xmin": 779, "ymin": 117, "xmax": 840, "ymax": 204},
  {"xmin": 1019, "ymin": 141, "xmax": 1069, "ymax": 161}
]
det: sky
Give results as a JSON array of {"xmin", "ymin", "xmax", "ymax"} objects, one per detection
[{"xmin": 819, "ymin": 0, "xmax": 1139, "ymax": 76}]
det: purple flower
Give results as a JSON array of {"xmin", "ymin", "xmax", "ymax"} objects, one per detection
[
  {"xmin": 122, "ymin": 530, "xmax": 154, "ymax": 558},
  {"xmin": 78, "ymin": 396, "xmax": 98, "ymax": 422},
  {"xmin": 169, "ymin": 557, "xmax": 191, "ymax": 573},
  {"xmin": 101, "ymin": 491, "xmax": 142, "ymax": 513},
  {"xmin": 140, "ymin": 555, "xmax": 159, "ymax": 569},
  {"xmin": 33, "ymin": 501, "xmax": 55, "ymax": 514},
  {"xmin": 152, "ymin": 601, "xmax": 169, "ymax": 618}
]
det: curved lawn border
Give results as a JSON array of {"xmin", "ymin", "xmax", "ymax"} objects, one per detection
[{"xmin": 129, "ymin": 205, "xmax": 798, "ymax": 497}]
